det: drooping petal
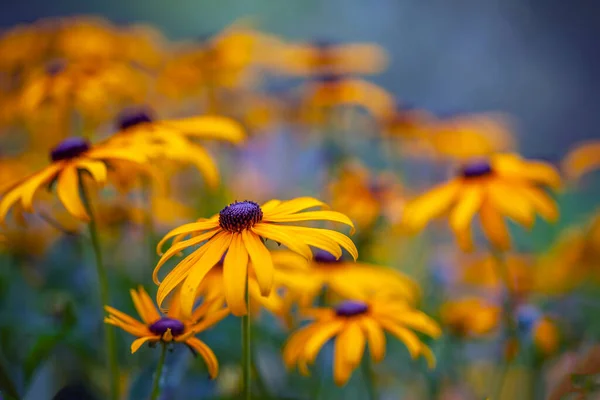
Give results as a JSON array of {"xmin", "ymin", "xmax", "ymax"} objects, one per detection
[
  {"xmin": 185, "ymin": 337, "xmax": 219, "ymax": 378},
  {"xmin": 161, "ymin": 116, "xmax": 246, "ymax": 144},
  {"xmin": 333, "ymin": 329, "xmax": 355, "ymax": 386},
  {"xmin": 264, "ymin": 210, "xmax": 355, "ymax": 234},
  {"xmin": 516, "ymin": 185, "xmax": 559, "ymax": 222},
  {"xmin": 156, "ymin": 218, "xmax": 220, "ymax": 254},
  {"xmin": 180, "ymin": 232, "xmax": 233, "ymax": 317},
  {"xmin": 252, "ymin": 224, "xmax": 313, "ymax": 259},
  {"xmin": 302, "ymin": 319, "xmax": 345, "ymax": 363},
  {"xmin": 341, "ymin": 321, "xmax": 365, "ymax": 368},
  {"xmin": 282, "ymin": 226, "xmax": 358, "ymax": 259},
  {"xmin": 382, "ymin": 310, "xmax": 441, "ymax": 338},
  {"xmin": 242, "ymin": 230, "xmax": 274, "ymax": 296},
  {"xmin": 454, "ymin": 227, "xmax": 474, "ymax": 252},
  {"xmin": 358, "ymin": 317, "xmax": 386, "ymax": 362},
  {"xmin": 449, "ymin": 184, "xmax": 483, "ymax": 232},
  {"xmin": 378, "ymin": 319, "xmax": 421, "ymax": 359},
  {"xmin": 270, "ymin": 225, "xmax": 342, "ymax": 259},
  {"xmin": 480, "ymin": 200, "xmax": 511, "ymax": 250},
  {"xmin": 131, "ymin": 336, "xmax": 160, "ymax": 353},
  {"xmin": 487, "ymin": 181, "xmax": 534, "ymax": 228},
  {"xmin": 75, "ymin": 159, "xmax": 107, "ymax": 186},
  {"xmin": 56, "ymin": 165, "xmax": 90, "ymax": 222},
  {"xmin": 156, "ymin": 246, "xmax": 210, "ymax": 307},
  {"xmin": 175, "ymin": 143, "xmax": 220, "ymax": 188},
  {"xmin": 88, "ymin": 147, "xmax": 148, "ymax": 165},
  {"xmin": 20, "ymin": 163, "xmax": 64, "ymax": 212},
  {"xmin": 223, "ymin": 234, "xmax": 249, "ymax": 316},
  {"xmin": 402, "ymin": 181, "xmax": 460, "ymax": 231},
  {"xmin": 190, "ymin": 308, "xmax": 230, "ymax": 333}
]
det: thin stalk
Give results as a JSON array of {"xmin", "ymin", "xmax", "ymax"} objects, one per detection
[
  {"xmin": 150, "ymin": 343, "xmax": 168, "ymax": 400},
  {"xmin": 362, "ymin": 354, "xmax": 378, "ymax": 400},
  {"xmin": 241, "ymin": 276, "xmax": 251, "ymax": 400},
  {"xmin": 79, "ymin": 175, "xmax": 119, "ymax": 400},
  {"xmin": 142, "ymin": 178, "xmax": 157, "ymax": 282}
]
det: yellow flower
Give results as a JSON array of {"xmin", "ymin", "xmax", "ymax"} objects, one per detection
[
  {"xmin": 329, "ymin": 161, "xmax": 407, "ymax": 229},
  {"xmin": 428, "ymin": 113, "xmax": 516, "ymax": 160},
  {"xmin": 440, "ymin": 297, "xmax": 500, "ymax": 337},
  {"xmin": 106, "ymin": 107, "xmax": 245, "ymax": 188},
  {"xmin": 532, "ymin": 317, "xmax": 559, "ymax": 356},
  {"xmin": 283, "ymin": 297, "xmax": 440, "ymax": 386},
  {"xmin": 562, "ymin": 140, "xmax": 600, "ymax": 181},
  {"xmin": 461, "ymin": 253, "xmax": 535, "ymax": 297},
  {"xmin": 275, "ymin": 40, "xmax": 388, "ymax": 77},
  {"xmin": 0, "ymin": 23, "xmax": 52, "ymax": 72},
  {"xmin": 154, "ymin": 197, "xmax": 357, "ymax": 317},
  {"xmin": 0, "ymin": 137, "xmax": 152, "ymax": 224},
  {"xmin": 402, "ymin": 153, "xmax": 561, "ymax": 251},
  {"xmin": 104, "ymin": 286, "xmax": 228, "ymax": 378},
  {"xmin": 53, "ymin": 17, "xmax": 122, "ymax": 62},
  {"xmin": 379, "ymin": 104, "xmax": 436, "ymax": 157}
]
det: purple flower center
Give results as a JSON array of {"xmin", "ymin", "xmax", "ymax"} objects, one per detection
[
  {"xmin": 460, "ymin": 160, "xmax": 493, "ymax": 178},
  {"xmin": 314, "ymin": 250, "xmax": 341, "ymax": 264},
  {"xmin": 117, "ymin": 107, "xmax": 154, "ymax": 131},
  {"xmin": 50, "ymin": 137, "xmax": 90, "ymax": 162},
  {"xmin": 335, "ymin": 300, "xmax": 369, "ymax": 317},
  {"xmin": 149, "ymin": 317, "xmax": 186, "ymax": 336},
  {"xmin": 314, "ymin": 73, "xmax": 343, "ymax": 84},
  {"xmin": 219, "ymin": 201, "xmax": 263, "ymax": 233},
  {"xmin": 46, "ymin": 59, "xmax": 66, "ymax": 76}
]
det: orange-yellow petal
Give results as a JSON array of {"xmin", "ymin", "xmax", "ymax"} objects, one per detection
[
  {"xmin": 223, "ymin": 234, "xmax": 249, "ymax": 316},
  {"xmin": 56, "ymin": 165, "xmax": 90, "ymax": 222},
  {"xmin": 242, "ymin": 230, "xmax": 273, "ymax": 297}
]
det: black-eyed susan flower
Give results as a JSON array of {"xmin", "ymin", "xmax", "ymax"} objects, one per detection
[
  {"xmin": 106, "ymin": 106, "xmax": 245, "ymax": 188},
  {"xmin": 104, "ymin": 286, "xmax": 229, "ymax": 378},
  {"xmin": 440, "ymin": 297, "xmax": 500, "ymax": 338},
  {"xmin": 0, "ymin": 137, "xmax": 152, "ymax": 224},
  {"xmin": 402, "ymin": 153, "xmax": 561, "ymax": 251},
  {"xmin": 286, "ymin": 249, "xmax": 419, "ymax": 307},
  {"xmin": 562, "ymin": 140, "xmax": 600, "ymax": 181},
  {"xmin": 154, "ymin": 197, "xmax": 357, "ymax": 317},
  {"xmin": 283, "ymin": 297, "xmax": 440, "ymax": 386}
]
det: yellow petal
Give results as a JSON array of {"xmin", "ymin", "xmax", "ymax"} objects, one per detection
[
  {"xmin": 88, "ymin": 147, "xmax": 148, "ymax": 165},
  {"xmin": 303, "ymin": 320, "xmax": 344, "ymax": 363},
  {"xmin": 223, "ymin": 234, "xmax": 249, "ymax": 316},
  {"xmin": 185, "ymin": 337, "xmax": 219, "ymax": 378},
  {"xmin": 385, "ymin": 311, "xmax": 441, "ymax": 338},
  {"xmin": 20, "ymin": 163, "xmax": 64, "ymax": 212},
  {"xmin": 264, "ymin": 197, "xmax": 328, "ymax": 217},
  {"xmin": 455, "ymin": 227, "xmax": 474, "ymax": 252},
  {"xmin": 131, "ymin": 336, "xmax": 160, "ymax": 353},
  {"xmin": 402, "ymin": 181, "xmax": 460, "ymax": 231},
  {"xmin": 137, "ymin": 286, "xmax": 161, "ymax": 322},
  {"xmin": 449, "ymin": 184, "xmax": 483, "ymax": 232},
  {"xmin": 57, "ymin": 165, "xmax": 90, "ymax": 222},
  {"xmin": 479, "ymin": 200, "xmax": 511, "ymax": 251},
  {"xmin": 517, "ymin": 185, "xmax": 559, "ymax": 222},
  {"xmin": 252, "ymin": 224, "xmax": 313, "ymax": 259},
  {"xmin": 104, "ymin": 306, "xmax": 145, "ymax": 328},
  {"xmin": 341, "ymin": 321, "xmax": 365, "ymax": 368},
  {"xmin": 161, "ymin": 116, "xmax": 246, "ymax": 144},
  {"xmin": 75, "ymin": 159, "xmax": 107, "ymax": 186},
  {"xmin": 358, "ymin": 317, "xmax": 386, "ymax": 362},
  {"xmin": 333, "ymin": 330, "xmax": 355, "ymax": 386},
  {"xmin": 175, "ymin": 143, "xmax": 220, "ymax": 188},
  {"xmin": 378, "ymin": 319, "xmax": 421, "ymax": 359},
  {"xmin": 157, "ymin": 247, "xmax": 208, "ymax": 307},
  {"xmin": 562, "ymin": 141, "xmax": 600, "ymax": 180},
  {"xmin": 190, "ymin": 308, "xmax": 230, "ymax": 333},
  {"xmin": 180, "ymin": 232, "xmax": 233, "ymax": 317},
  {"xmin": 420, "ymin": 345, "xmax": 436, "ymax": 369},
  {"xmin": 156, "ymin": 218, "xmax": 220, "ymax": 255},
  {"xmin": 242, "ymin": 230, "xmax": 274, "ymax": 296},
  {"xmin": 265, "ymin": 210, "xmax": 355, "ymax": 234},
  {"xmin": 487, "ymin": 181, "xmax": 534, "ymax": 228}
]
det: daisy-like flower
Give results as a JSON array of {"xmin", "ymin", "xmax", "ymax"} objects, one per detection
[
  {"xmin": 562, "ymin": 140, "xmax": 600, "ymax": 181},
  {"xmin": 104, "ymin": 286, "xmax": 229, "ymax": 378},
  {"xmin": 0, "ymin": 137, "xmax": 152, "ymax": 224},
  {"xmin": 154, "ymin": 197, "xmax": 357, "ymax": 317},
  {"xmin": 283, "ymin": 297, "xmax": 441, "ymax": 386},
  {"xmin": 402, "ymin": 153, "xmax": 561, "ymax": 251},
  {"xmin": 440, "ymin": 297, "xmax": 500, "ymax": 338},
  {"xmin": 287, "ymin": 249, "xmax": 419, "ymax": 306},
  {"xmin": 105, "ymin": 106, "xmax": 245, "ymax": 188}
]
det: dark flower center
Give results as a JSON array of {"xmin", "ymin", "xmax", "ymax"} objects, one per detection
[
  {"xmin": 314, "ymin": 73, "xmax": 343, "ymax": 85},
  {"xmin": 149, "ymin": 317, "xmax": 186, "ymax": 336},
  {"xmin": 460, "ymin": 160, "xmax": 493, "ymax": 178},
  {"xmin": 335, "ymin": 300, "xmax": 369, "ymax": 317},
  {"xmin": 46, "ymin": 59, "xmax": 66, "ymax": 76},
  {"xmin": 50, "ymin": 137, "xmax": 90, "ymax": 162},
  {"xmin": 314, "ymin": 250, "xmax": 342, "ymax": 264},
  {"xmin": 117, "ymin": 107, "xmax": 154, "ymax": 131},
  {"xmin": 219, "ymin": 201, "xmax": 263, "ymax": 233}
]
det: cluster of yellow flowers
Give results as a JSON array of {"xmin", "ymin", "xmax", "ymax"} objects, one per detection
[{"xmin": 1, "ymin": 15, "xmax": 599, "ymax": 400}]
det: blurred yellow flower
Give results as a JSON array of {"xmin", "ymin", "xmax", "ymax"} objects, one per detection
[
  {"xmin": 440, "ymin": 297, "xmax": 500, "ymax": 337},
  {"xmin": 562, "ymin": 140, "xmax": 600, "ymax": 181},
  {"xmin": 283, "ymin": 297, "xmax": 440, "ymax": 386},
  {"xmin": 461, "ymin": 253, "xmax": 535, "ymax": 297},
  {"xmin": 0, "ymin": 137, "xmax": 153, "ymax": 224},
  {"xmin": 154, "ymin": 198, "xmax": 357, "ymax": 317},
  {"xmin": 402, "ymin": 153, "xmax": 561, "ymax": 251},
  {"xmin": 105, "ymin": 286, "xmax": 228, "ymax": 377},
  {"xmin": 53, "ymin": 17, "xmax": 122, "ymax": 62},
  {"xmin": 0, "ymin": 23, "xmax": 52, "ymax": 72},
  {"xmin": 533, "ymin": 317, "xmax": 559, "ymax": 356},
  {"xmin": 329, "ymin": 161, "xmax": 407, "ymax": 229}
]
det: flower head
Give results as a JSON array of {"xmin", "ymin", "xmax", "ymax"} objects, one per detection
[
  {"xmin": 154, "ymin": 197, "xmax": 357, "ymax": 317},
  {"xmin": 402, "ymin": 153, "xmax": 561, "ymax": 251},
  {"xmin": 283, "ymin": 297, "xmax": 440, "ymax": 386},
  {"xmin": 105, "ymin": 286, "xmax": 228, "ymax": 378}
]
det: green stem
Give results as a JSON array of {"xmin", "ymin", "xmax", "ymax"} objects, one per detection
[
  {"xmin": 79, "ymin": 176, "xmax": 119, "ymax": 400},
  {"xmin": 362, "ymin": 354, "xmax": 377, "ymax": 400},
  {"xmin": 242, "ymin": 277, "xmax": 251, "ymax": 400},
  {"xmin": 150, "ymin": 343, "xmax": 167, "ymax": 400},
  {"xmin": 142, "ymin": 178, "xmax": 157, "ymax": 283}
]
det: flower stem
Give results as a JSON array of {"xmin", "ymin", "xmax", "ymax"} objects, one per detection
[
  {"xmin": 150, "ymin": 343, "xmax": 168, "ymax": 400},
  {"xmin": 79, "ymin": 175, "xmax": 119, "ymax": 400},
  {"xmin": 362, "ymin": 354, "xmax": 378, "ymax": 400},
  {"xmin": 242, "ymin": 277, "xmax": 251, "ymax": 400}
]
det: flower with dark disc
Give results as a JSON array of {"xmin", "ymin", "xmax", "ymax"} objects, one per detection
[
  {"xmin": 218, "ymin": 200, "xmax": 263, "ymax": 233},
  {"xmin": 149, "ymin": 317, "xmax": 186, "ymax": 337},
  {"xmin": 335, "ymin": 300, "xmax": 369, "ymax": 317},
  {"xmin": 460, "ymin": 160, "xmax": 493, "ymax": 178},
  {"xmin": 118, "ymin": 107, "xmax": 154, "ymax": 131},
  {"xmin": 50, "ymin": 137, "xmax": 91, "ymax": 162}
]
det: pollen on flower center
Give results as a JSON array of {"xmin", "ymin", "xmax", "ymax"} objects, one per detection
[
  {"xmin": 50, "ymin": 137, "xmax": 91, "ymax": 162},
  {"xmin": 219, "ymin": 201, "xmax": 263, "ymax": 233},
  {"xmin": 314, "ymin": 249, "xmax": 342, "ymax": 264},
  {"xmin": 117, "ymin": 107, "xmax": 154, "ymax": 131},
  {"xmin": 149, "ymin": 317, "xmax": 185, "ymax": 336},
  {"xmin": 460, "ymin": 160, "xmax": 493, "ymax": 178},
  {"xmin": 335, "ymin": 300, "xmax": 369, "ymax": 317}
]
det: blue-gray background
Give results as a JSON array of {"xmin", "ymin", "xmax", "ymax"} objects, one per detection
[{"xmin": 2, "ymin": 0, "xmax": 598, "ymax": 157}]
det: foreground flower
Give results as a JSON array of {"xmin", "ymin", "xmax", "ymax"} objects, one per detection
[
  {"xmin": 0, "ymin": 137, "xmax": 152, "ymax": 224},
  {"xmin": 402, "ymin": 154, "xmax": 561, "ymax": 251},
  {"xmin": 154, "ymin": 197, "xmax": 357, "ymax": 317},
  {"xmin": 106, "ymin": 106, "xmax": 245, "ymax": 188},
  {"xmin": 105, "ymin": 286, "xmax": 228, "ymax": 378},
  {"xmin": 283, "ymin": 297, "xmax": 440, "ymax": 386},
  {"xmin": 440, "ymin": 297, "xmax": 500, "ymax": 337},
  {"xmin": 562, "ymin": 140, "xmax": 600, "ymax": 181}
]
